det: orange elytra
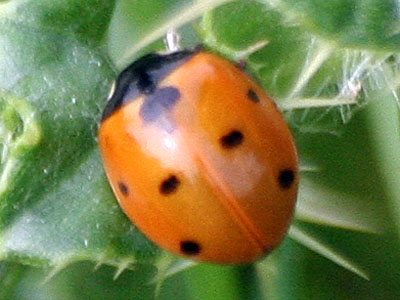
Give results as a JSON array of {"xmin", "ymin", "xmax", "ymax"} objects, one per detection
[{"xmin": 99, "ymin": 50, "xmax": 299, "ymax": 264}]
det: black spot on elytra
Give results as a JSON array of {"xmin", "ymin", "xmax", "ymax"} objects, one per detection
[
  {"xmin": 220, "ymin": 130, "xmax": 244, "ymax": 149},
  {"xmin": 101, "ymin": 50, "xmax": 195, "ymax": 121},
  {"xmin": 159, "ymin": 175, "xmax": 180, "ymax": 195},
  {"xmin": 140, "ymin": 86, "xmax": 180, "ymax": 122},
  {"xmin": 247, "ymin": 89, "xmax": 260, "ymax": 102},
  {"xmin": 180, "ymin": 241, "xmax": 201, "ymax": 255},
  {"xmin": 278, "ymin": 169, "xmax": 295, "ymax": 189},
  {"xmin": 118, "ymin": 182, "xmax": 129, "ymax": 196}
]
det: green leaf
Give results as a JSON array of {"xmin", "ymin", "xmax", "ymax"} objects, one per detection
[
  {"xmin": 1, "ymin": 149, "xmax": 158, "ymax": 266},
  {"xmin": 0, "ymin": 0, "xmax": 114, "ymax": 44},
  {"xmin": 107, "ymin": 0, "xmax": 233, "ymax": 70},
  {"xmin": 0, "ymin": 0, "xmax": 163, "ymax": 268},
  {"xmin": 265, "ymin": 0, "xmax": 400, "ymax": 51},
  {"xmin": 2, "ymin": 261, "xmax": 158, "ymax": 300}
]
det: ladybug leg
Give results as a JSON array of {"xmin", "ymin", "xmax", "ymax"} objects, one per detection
[
  {"xmin": 164, "ymin": 30, "xmax": 182, "ymax": 52},
  {"xmin": 235, "ymin": 60, "xmax": 247, "ymax": 70}
]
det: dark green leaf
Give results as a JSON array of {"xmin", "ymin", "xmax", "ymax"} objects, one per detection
[
  {"xmin": 0, "ymin": 0, "xmax": 159, "ymax": 267},
  {"xmin": 275, "ymin": 0, "xmax": 400, "ymax": 51}
]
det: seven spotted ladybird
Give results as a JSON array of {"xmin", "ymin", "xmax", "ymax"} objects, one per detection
[{"xmin": 99, "ymin": 49, "xmax": 299, "ymax": 264}]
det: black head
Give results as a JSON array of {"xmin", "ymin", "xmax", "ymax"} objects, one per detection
[{"xmin": 101, "ymin": 50, "xmax": 195, "ymax": 121}]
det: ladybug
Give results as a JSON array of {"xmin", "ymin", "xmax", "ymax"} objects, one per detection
[{"xmin": 99, "ymin": 49, "xmax": 299, "ymax": 264}]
